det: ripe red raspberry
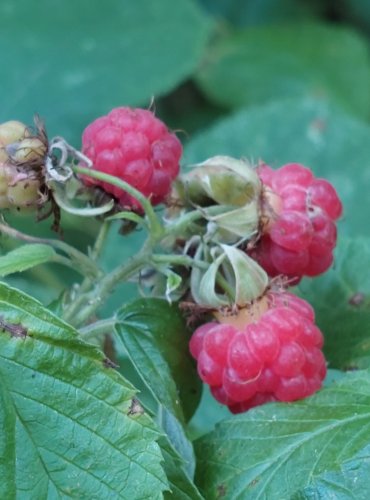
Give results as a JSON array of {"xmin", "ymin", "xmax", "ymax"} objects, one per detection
[
  {"xmin": 81, "ymin": 107, "xmax": 182, "ymax": 210},
  {"xmin": 189, "ymin": 291, "xmax": 326, "ymax": 414},
  {"xmin": 250, "ymin": 163, "xmax": 342, "ymax": 281}
]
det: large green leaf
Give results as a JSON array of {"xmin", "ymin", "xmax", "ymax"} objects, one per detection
[
  {"xmin": 115, "ymin": 298, "xmax": 202, "ymax": 424},
  {"xmin": 194, "ymin": 369, "xmax": 370, "ymax": 499},
  {"xmin": 0, "ymin": 282, "xmax": 168, "ymax": 498},
  {"xmin": 0, "ymin": 0, "xmax": 211, "ymax": 140},
  {"xmin": 299, "ymin": 237, "xmax": 370, "ymax": 370},
  {"xmin": 185, "ymin": 97, "xmax": 370, "ymax": 236},
  {"xmin": 197, "ymin": 0, "xmax": 324, "ymax": 27},
  {"xmin": 196, "ymin": 23, "xmax": 370, "ymax": 118},
  {"xmin": 0, "ymin": 244, "xmax": 56, "ymax": 277}
]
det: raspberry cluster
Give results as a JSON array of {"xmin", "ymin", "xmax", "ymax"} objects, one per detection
[
  {"xmin": 189, "ymin": 291, "xmax": 326, "ymax": 413},
  {"xmin": 81, "ymin": 107, "xmax": 182, "ymax": 210},
  {"xmin": 250, "ymin": 163, "xmax": 342, "ymax": 281}
]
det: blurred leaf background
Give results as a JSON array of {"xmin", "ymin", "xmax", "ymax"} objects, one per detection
[{"xmin": 2, "ymin": 0, "xmax": 370, "ymax": 434}]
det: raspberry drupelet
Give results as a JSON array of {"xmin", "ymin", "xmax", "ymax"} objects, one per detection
[
  {"xmin": 189, "ymin": 291, "xmax": 326, "ymax": 413},
  {"xmin": 81, "ymin": 107, "xmax": 182, "ymax": 210}
]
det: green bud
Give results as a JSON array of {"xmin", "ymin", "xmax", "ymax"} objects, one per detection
[
  {"xmin": 191, "ymin": 243, "xmax": 268, "ymax": 308},
  {"xmin": 181, "ymin": 156, "xmax": 261, "ymax": 207}
]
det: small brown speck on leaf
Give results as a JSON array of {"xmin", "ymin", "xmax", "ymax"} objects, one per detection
[
  {"xmin": 0, "ymin": 317, "xmax": 28, "ymax": 338},
  {"xmin": 102, "ymin": 357, "xmax": 119, "ymax": 369},
  {"xmin": 248, "ymin": 477, "xmax": 261, "ymax": 488},
  {"xmin": 349, "ymin": 292, "xmax": 365, "ymax": 307},
  {"xmin": 216, "ymin": 484, "xmax": 227, "ymax": 498},
  {"xmin": 127, "ymin": 398, "xmax": 144, "ymax": 417}
]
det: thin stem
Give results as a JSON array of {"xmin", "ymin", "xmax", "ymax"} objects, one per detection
[
  {"xmin": 73, "ymin": 165, "xmax": 164, "ymax": 240},
  {"xmin": 164, "ymin": 204, "xmax": 235, "ymax": 237},
  {"xmin": 0, "ymin": 220, "xmax": 99, "ymax": 277},
  {"xmin": 79, "ymin": 317, "xmax": 117, "ymax": 339},
  {"xmin": 51, "ymin": 254, "xmax": 89, "ymax": 275},
  {"xmin": 90, "ymin": 220, "xmax": 111, "ymax": 261},
  {"xmin": 63, "ymin": 220, "xmax": 112, "ymax": 317},
  {"xmin": 64, "ymin": 250, "xmax": 149, "ymax": 327}
]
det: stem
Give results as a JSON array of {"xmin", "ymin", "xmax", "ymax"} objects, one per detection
[
  {"xmin": 64, "ymin": 249, "xmax": 149, "ymax": 327},
  {"xmin": 63, "ymin": 220, "xmax": 113, "ymax": 318},
  {"xmin": 164, "ymin": 204, "xmax": 235, "ymax": 237},
  {"xmin": 79, "ymin": 317, "xmax": 117, "ymax": 339},
  {"xmin": 90, "ymin": 220, "xmax": 111, "ymax": 261},
  {"xmin": 52, "ymin": 254, "xmax": 89, "ymax": 275},
  {"xmin": 73, "ymin": 165, "xmax": 164, "ymax": 240},
  {"xmin": 0, "ymin": 221, "xmax": 99, "ymax": 277}
]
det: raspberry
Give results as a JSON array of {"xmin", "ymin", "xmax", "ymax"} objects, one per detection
[
  {"xmin": 250, "ymin": 163, "xmax": 342, "ymax": 281},
  {"xmin": 0, "ymin": 120, "xmax": 46, "ymax": 210},
  {"xmin": 81, "ymin": 107, "xmax": 182, "ymax": 210},
  {"xmin": 189, "ymin": 291, "xmax": 326, "ymax": 413}
]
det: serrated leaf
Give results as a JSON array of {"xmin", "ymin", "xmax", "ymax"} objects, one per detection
[
  {"xmin": 115, "ymin": 298, "xmax": 202, "ymax": 424},
  {"xmin": 194, "ymin": 369, "xmax": 370, "ymax": 499},
  {"xmin": 160, "ymin": 435, "xmax": 204, "ymax": 500},
  {"xmin": 296, "ymin": 444, "xmax": 370, "ymax": 500},
  {"xmin": 0, "ymin": 0, "xmax": 211, "ymax": 140},
  {"xmin": 185, "ymin": 97, "xmax": 370, "ymax": 237},
  {"xmin": 0, "ymin": 244, "xmax": 56, "ymax": 277},
  {"xmin": 196, "ymin": 24, "xmax": 370, "ymax": 118},
  {"xmin": 0, "ymin": 282, "xmax": 168, "ymax": 499},
  {"xmin": 299, "ymin": 237, "xmax": 370, "ymax": 370}
]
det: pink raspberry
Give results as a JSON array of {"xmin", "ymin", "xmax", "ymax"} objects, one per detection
[
  {"xmin": 81, "ymin": 107, "xmax": 182, "ymax": 210},
  {"xmin": 250, "ymin": 163, "xmax": 342, "ymax": 281},
  {"xmin": 189, "ymin": 291, "xmax": 326, "ymax": 414}
]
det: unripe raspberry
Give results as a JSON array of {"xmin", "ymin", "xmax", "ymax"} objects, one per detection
[
  {"xmin": 81, "ymin": 107, "xmax": 182, "ymax": 210},
  {"xmin": 0, "ymin": 121, "xmax": 29, "ymax": 145},
  {"xmin": 0, "ymin": 119, "xmax": 47, "ymax": 210},
  {"xmin": 250, "ymin": 163, "xmax": 342, "ymax": 281},
  {"xmin": 189, "ymin": 290, "xmax": 326, "ymax": 413}
]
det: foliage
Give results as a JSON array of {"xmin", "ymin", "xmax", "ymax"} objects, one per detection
[{"xmin": 1, "ymin": 0, "xmax": 370, "ymax": 498}]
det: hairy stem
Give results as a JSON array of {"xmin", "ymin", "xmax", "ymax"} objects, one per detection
[{"xmin": 0, "ymin": 220, "xmax": 99, "ymax": 277}]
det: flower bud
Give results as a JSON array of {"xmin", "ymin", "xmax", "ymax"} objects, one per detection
[{"xmin": 181, "ymin": 156, "xmax": 261, "ymax": 206}]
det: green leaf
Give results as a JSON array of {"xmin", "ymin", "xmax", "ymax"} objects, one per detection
[
  {"xmin": 115, "ymin": 298, "xmax": 202, "ymax": 424},
  {"xmin": 185, "ymin": 97, "xmax": 370, "ymax": 237},
  {"xmin": 158, "ymin": 405, "xmax": 196, "ymax": 479},
  {"xmin": 196, "ymin": 23, "xmax": 370, "ymax": 118},
  {"xmin": 198, "ymin": 0, "xmax": 324, "ymax": 27},
  {"xmin": 0, "ymin": 0, "xmax": 211, "ymax": 140},
  {"xmin": 341, "ymin": 0, "xmax": 370, "ymax": 33},
  {"xmin": 194, "ymin": 369, "xmax": 370, "ymax": 499},
  {"xmin": 158, "ymin": 406, "xmax": 204, "ymax": 499},
  {"xmin": 299, "ymin": 237, "xmax": 370, "ymax": 370},
  {"xmin": 160, "ymin": 435, "xmax": 204, "ymax": 500},
  {"xmin": 0, "ymin": 244, "xmax": 56, "ymax": 277},
  {"xmin": 295, "ymin": 444, "xmax": 370, "ymax": 500},
  {"xmin": 159, "ymin": 438, "xmax": 203, "ymax": 500},
  {"xmin": 0, "ymin": 282, "xmax": 168, "ymax": 498}
]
